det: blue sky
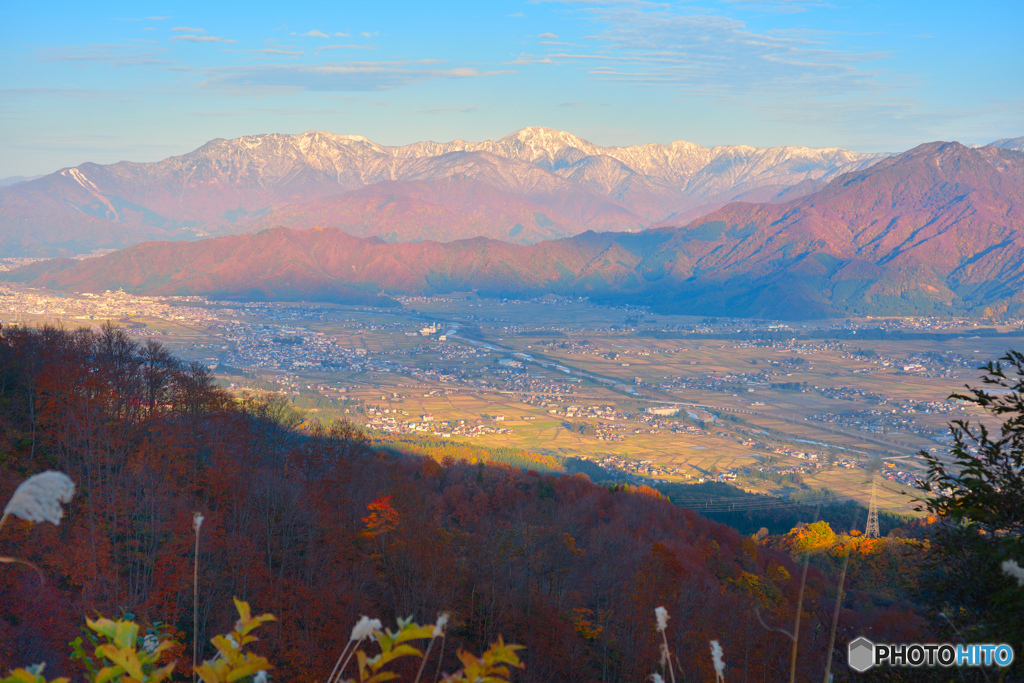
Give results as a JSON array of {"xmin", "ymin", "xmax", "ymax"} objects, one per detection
[{"xmin": 2, "ymin": 0, "xmax": 1021, "ymax": 177}]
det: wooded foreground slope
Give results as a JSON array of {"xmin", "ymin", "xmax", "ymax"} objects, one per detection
[{"xmin": 0, "ymin": 326, "xmax": 922, "ymax": 681}]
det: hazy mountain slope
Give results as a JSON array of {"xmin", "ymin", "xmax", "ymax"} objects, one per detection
[
  {"xmin": 0, "ymin": 167, "xmax": 182, "ymax": 255},
  {"xmin": 13, "ymin": 140, "xmax": 1023, "ymax": 319},
  {"xmin": 0, "ymin": 128, "xmax": 881, "ymax": 256},
  {"xmin": 649, "ymin": 142, "xmax": 1024, "ymax": 316},
  {"xmin": 991, "ymin": 135, "xmax": 1024, "ymax": 152},
  {"xmin": 243, "ymin": 177, "xmax": 615, "ymax": 244}
]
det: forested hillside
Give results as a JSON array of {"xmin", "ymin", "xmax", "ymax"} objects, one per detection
[{"xmin": 0, "ymin": 325, "xmax": 924, "ymax": 681}]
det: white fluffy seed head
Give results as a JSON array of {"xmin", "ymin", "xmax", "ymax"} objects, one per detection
[
  {"xmin": 3, "ymin": 471, "xmax": 75, "ymax": 525},
  {"xmin": 350, "ymin": 615, "xmax": 382, "ymax": 642},
  {"xmin": 650, "ymin": 674, "xmax": 665, "ymax": 683},
  {"xmin": 655, "ymin": 606, "xmax": 669, "ymax": 633},
  {"xmin": 193, "ymin": 512, "xmax": 204, "ymax": 532},
  {"xmin": 1002, "ymin": 559, "xmax": 1024, "ymax": 586},
  {"xmin": 711, "ymin": 640, "xmax": 726, "ymax": 678},
  {"xmin": 434, "ymin": 612, "xmax": 450, "ymax": 637}
]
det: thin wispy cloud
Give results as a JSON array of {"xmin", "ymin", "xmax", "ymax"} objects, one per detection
[
  {"xmin": 298, "ymin": 30, "xmax": 329, "ymax": 38},
  {"xmin": 722, "ymin": 0, "xmax": 827, "ymax": 13},
  {"xmin": 35, "ymin": 44, "xmax": 171, "ymax": 67},
  {"xmin": 205, "ymin": 61, "xmax": 513, "ymax": 92},
  {"xmin": 172, "ymin": 27, "xmax": 205, "ymax": 32},
  {"xmin": 147, "ymin": 16, "xmax": 170, "ymax": 20},
  {"xmin": 419, "ymin": 105, "xmax": 482, "ymax": 114},
  {"xmin": 1, "ymin": 87, "xmax": 135, "ymax": 102},
  {"xmin": 335, "ymin": 32, "xmax": 351, "ymax": 37},
  {"xmin": 316, "ymin": 44, "xmax": 375, "ymax": 51},
  {"xmin": 171, "ymin": 34, "xmax": 236, "ymax": 43},
  {"xmin": 245, "ymin": 48, "xmax": 304, "ymax": 57},
  {"xmin": 538, "ymin": 32, "xmax": 559, "ymax": 39},
  {"xmin": 530, "ymin": 3, "xmax": 888, "ymax": 102}
]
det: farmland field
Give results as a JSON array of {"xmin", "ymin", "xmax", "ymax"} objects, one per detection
[{"xmin": 5, "ymin": 285, "xmax": 1022, "ymax": 515}]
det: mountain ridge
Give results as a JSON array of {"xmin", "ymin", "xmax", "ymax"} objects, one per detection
[
  {"xmin": 9, "ymin": 141, "xmax": 1024, "ymax": 319},
  {"xmin": 0, "ymin": 127, "xmax": 884, "ymax": 256}
]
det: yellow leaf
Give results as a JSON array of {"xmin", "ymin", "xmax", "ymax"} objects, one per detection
[
  {"xmin": 97, "ymin": 644, "xmax": 144, "ymax": 681},
  {"xmin": 374, "ymin": 644, "xmax": 423, "ymax": 670},
  {"xmin": 93, "ymin": 665, "xmax": 124, "ymax": 683},
  {"xmin": 224, "ymin": 656, "xmax": 273, "ymax": 682},
  {"xmin": 364, "ymin": 673, "xmax": 400, "ymax": 683},
  {"xmin": 233, "ymin": 597, "xmax": 252, "ymax": 625},
  {"xmin": 149, "ymin": 662, "xmax": 177, "ymax": 683},
  {"xmin": 113, "ymin": 621, "xmax": 140, "ymax": 649},
  {"xmin": 394, "ymin": 625, "xmax": 434, "ymax": 644},
  {"xmin": 232, "ymin": 597, "xmax": 276, "ymax": 637},
  {"xmin": 86, "ymin": 618, "xmax": 120, "ymax": 641},
  {"xmin": 195, "ymin": 662, "xmax": 227, "ymax": 683},
  {"xmin": 210, "ymin": 635, "xmax": 241, "ymax": 664}
]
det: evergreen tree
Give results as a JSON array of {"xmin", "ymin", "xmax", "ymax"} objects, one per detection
[{"xmin": 917, "ymin": 350, "xmax": 1024, "ymax": 652}]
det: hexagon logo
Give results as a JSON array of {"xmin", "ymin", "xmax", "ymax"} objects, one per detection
[{"xmin": 848, "ymin": 636, "xmax": 875, "ymax": 673}]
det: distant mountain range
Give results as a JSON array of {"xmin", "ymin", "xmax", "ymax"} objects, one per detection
[
  {"xmin": 9, "ymin": 140, "xmax": 1024, "ymax": 319},
  {"xmin": 0, "ymin": 127, "xmax": 882, "ymax": 256}
]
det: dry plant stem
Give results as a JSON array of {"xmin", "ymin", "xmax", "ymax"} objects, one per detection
[
  {"xmin": 754, "ymin": 607, "xmax": 794, "ymax": 640},
  {"xmin": 660, "ymin": 631, "xmax": 676, "ymax": 683},
  {"xmin": 433, "ymin": 635, "xmax": 446, "ymax": 683},
  {"xmin": 193, "ymin": 523, "xmax": 200, "ymax": 683},
  {"xmin": 789, "ymin": 551, "xmax": 811, "ymax": 683},
  {"xmin": 822, "ymin": 545, "xmax": 850, "ymax": 683},
  {"xmin": 413, "ymin": 634, "xmax": 438, "ymax": 683},
  {"xmin": 336, "ymin": 637, "xmax": 365, "ymax": 682},
  {"xmin": 789, "ymin": 505, "xmax": 821, "ymax": 683},
  {"xmin": 0, "ymin": 554, "xmax": 46, "ymax": 584},
  {"xmin": 0, "ymin": 513, "xmax": 46, "ymax": 585},
  {"xmin": 941, "ymin": 614, "xmax": 990, "ymax": 683},
  {"xmin": 326, "ymin": 641, "xmax": 355, "ymax": 683},
  {"xmin": 823, "ymin": 512, "xmax": 861, "ymax": 683}
]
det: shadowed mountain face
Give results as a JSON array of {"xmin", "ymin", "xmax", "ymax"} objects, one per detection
[
  {"xmin": 8, "ymin": 141, "xmax": 1024, "ymax": 319},
  {"xmin": 0, "ymin": 128, "xmax": 881, "ymax": 257}
]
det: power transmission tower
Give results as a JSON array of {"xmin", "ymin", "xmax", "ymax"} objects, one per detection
[{"xmin": 865, "ymin": 476, "xmax": 880, "ymax": 539}]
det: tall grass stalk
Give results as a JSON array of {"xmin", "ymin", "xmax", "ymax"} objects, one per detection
[
  {"xmin": 788, "ymin": 550, "xmax": 811, "ymax": 681},
  {"xmin": 192, "ymin": 512, "xmax": 203, "ymax": 683},
  {"xmin": 788, "ymin": 505, "xmax": 821, "ymax": 683},
  {"xmin": 325, "ymin": 642, "xmax": 353, "ymax": 683},
  {"xmin": 432, "ymin": 631, "xmax": 447, "ymax": 683},
  {"xmin": 823, "ymin": 511, "xmax": 861, "ymax": 683},
  {"xmin": 414, "ymin": 613, "xmax": 448, "ymax": 683},
  {"xmin": 327, "ymin": 616, "xmax": 381, "ymax": 683},
  {"xmin": 334, "ymin": 644, "xmax": 361, "ymax": 683},
  {"xmin": 655, "ymin": 606, "xmax": 676, "ymax": 683}
]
